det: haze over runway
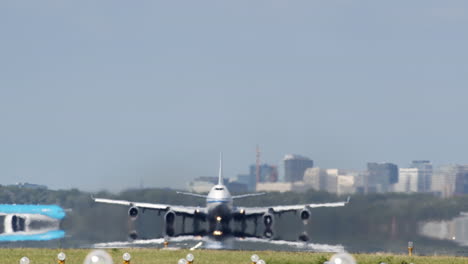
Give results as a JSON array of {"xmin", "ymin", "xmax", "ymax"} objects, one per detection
[{"xmin": 1, "ymin": 1, "xmax": 468, "ymax": 191}]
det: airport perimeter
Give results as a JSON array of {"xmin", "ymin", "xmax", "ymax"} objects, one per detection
[{"xmin": 1, "ymin": 248, "xmax": 467, "ymax": 264}]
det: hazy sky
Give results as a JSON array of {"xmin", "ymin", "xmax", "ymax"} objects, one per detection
[{"xmin": 1, "ymin": 1, "xmax": 467, "ymax": 192}]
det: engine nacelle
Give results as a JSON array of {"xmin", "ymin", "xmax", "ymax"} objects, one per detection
[
  {"xmin": 264, "ymin": 228, "xmax": 273, "ymax": 238},
  {"xmin": 298, "ymin": 231, "xmax": 309, "ymax": 242},
  {"xmin": 10, "ymin": 215, "xmax": 26, "ymax": 232},
  {"xmin": 263, "ymin": 213, "xmax": 274, "ymax": 227},
  {"xmin": 300, "ymin": 208, "xmax": 310, "ymax": 221},
  {"xmin": 129, "ymin": 230, "xmax": 138, "ymax": 240},
  {"xmin": 164, "ymin": 210, "xmax": 176, "ymax": 236},
  {"xmin": 164, "ymin": 210, "xmax": 176, "ymax": 225},
  {"xmin": 128, "ymin": 206, "xmax": 139, "ymax": 220}
]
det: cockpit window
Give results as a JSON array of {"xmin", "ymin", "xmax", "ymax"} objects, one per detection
[{"xmin": 215, "ymin": 187, "xmax": 224, "ymax": 190}]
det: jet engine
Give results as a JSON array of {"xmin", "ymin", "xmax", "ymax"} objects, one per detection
[
  {"xmin": 128, "ymin": 206, "xmax": 139, "ymax": 220},
  {"xmin": 300, "ymin": 208, "xmax": 310, "ymax": 221},
  {"xmin": 129, "ymin": 230, "xmax": 138, "ymax": 240},
  {"xmin": 10, "ymin": 215, "xmax": 26, "ymax": 232},
  {"xmin": 263, "ymin": 228, "xmax": 273, "ymax": 238},
  {"xmin": 165, "ymin": 210, "xmax": 176, "ymax": 225},
  {"xmin": 298, "ymin": 231, "xmax": 309, "ymax": 242},
  {"xmin": 164, "ymin": 210, "xmax": 176, "ymax": 236},
  {"xmin": 263, "ymin": 212, "xmax": 274, "ymax": 227}
]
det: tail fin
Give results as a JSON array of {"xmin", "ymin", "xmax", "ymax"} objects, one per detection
[{"xmin": 218, "ymin": 152, "xmax": 223, "ymax": 185}]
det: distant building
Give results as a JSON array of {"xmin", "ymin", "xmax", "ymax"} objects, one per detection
[
  {"xmin": 454, "ymin": 166, "xmax": 468, "ymax": 195},
  {"xmin": 410, "ymin": 160, "xmax": 433, "ymax": 192},
  {"xmin": 284, "ymin": 154, "xmax": 313, "ymax": 182},
  {"xmin": 256, "ymin": 181, "xmax": 310, "ymax": 193},
  {"xmin": 326, "ymin": 169, "xmax": 339, "ymax": 194},
  {"xmin": 303, "ymin": 167, "xmax": 328, "ymax": 191},
  {"xmin": 188, "ymin": 176, "xmax": 221, "ymax": 193},
  {"xmin": 304, "ymin": 168, "xmax": 356, "ymax": 194},
  {"xmin": 189, "ymin": 176, "xmax": 249, "ymax": 194},
  {"xmin": 432, "ymin": 165, "xmax": 461, "ymax": 197},
  {"xmin": 226, "ymin": 181, "xmax": 248, "ymax": 193},
  {"xmin": 9, "ymin": 182, "xmax": 48, "ymax": 190},
  {"xmin": 366, "ymin": 162, "xmax": 398, "ymax": 193},
  {"xmin": 354, "ymin": 171, "xmax": 368, "ymax": 194},
  {"xmin": 236, "ymin": 174, "xmax": 256, "ymax": 192},
  {"xmin": 236, "ymin": 163, "xmax": 278, "ymax": 192},
  {"xmin": 337, "ymin": 175, "xmax": 355, "ymax": 195},
  {"xmin": 249, "ymin": 164, "xmax": 279, "ymax": 183},
  {"xmin": 394, "ymin": 168, "xmax": 419, "ymax": 193}
]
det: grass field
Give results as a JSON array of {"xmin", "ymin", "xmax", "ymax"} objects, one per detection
[{"xmin": 0, "ymin": 248, "xmax": 467, "ymax": 264}]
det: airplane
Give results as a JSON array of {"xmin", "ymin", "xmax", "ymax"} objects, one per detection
[
  {"xmin": 0, "ymin": 204, "xmax": 66, "ymax": 241},
  {"xmin": 93, "ymin": 154, "xmax": 350, "ymax": 240}
]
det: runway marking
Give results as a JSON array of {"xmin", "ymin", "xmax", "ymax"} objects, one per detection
[
  {"xmin": 92, "ymin": 236, "xmax": 344, "ymax": 253},
  {"xmin": 190, "ymin": 241, "xmax": 203, "ymax": 250}
]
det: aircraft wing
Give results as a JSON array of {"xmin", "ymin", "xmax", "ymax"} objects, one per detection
[
  {"xmin": 176, "ymin": 191, "xmax": 208, "ymax": 198},
  {"xmin": 231, "ymin": 192, "xmax": 266, "ymax": 199},
  {"xmin": 239, "ymin": 197, "xmax": 350, "ymax": 215},
  {"xmin": 93, "ymin": 197, "xmax": 204, "ymax": 215}
]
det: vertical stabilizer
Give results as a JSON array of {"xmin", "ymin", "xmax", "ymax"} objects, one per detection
[{"xmin": 218, "ymin": 152, "xmax": 223, "ymax": 185}]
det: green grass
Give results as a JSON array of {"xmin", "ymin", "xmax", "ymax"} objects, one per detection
[{"xmin": 0, "ymin": 248, "xmax": 466, "ymax": 264}]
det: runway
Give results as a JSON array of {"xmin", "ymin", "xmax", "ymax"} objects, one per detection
[{"xmin": 92, "ymin": 236, "xmax": 345, "ymax": 252}]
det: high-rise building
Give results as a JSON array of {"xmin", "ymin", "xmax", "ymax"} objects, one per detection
[
  {"xmin": 237, "ymin": 163, "xmax": 278, "ymax": 191},
  {"xmin": 304, "ymin": 168, "xmax": 355, "ymax": 194},
  {"xmin": 256, "ymin": 181, "xmax": 310, "ymax": 193},
  {"xmin": 326, "ymin": 169, "xmax": 339, "ymax": 194},
  {"xmin": 454, "ymin": 165, "xmax": 468, "ymax": 195},
  {"xmin": 284, "ymin": 154, "xmax": 314, "ymax": 182},
  {"xmin": 394, "ymin": 168, "xmax": 419, "ymax": 193},
  {"xmin": 354, "ymin": 171, "xmax": 368, "ymax": 194},
  {"xmin": 304, "ymin": 167, "xmax": 328, "ymax": 191},
  {"xmin": 366, "ymin": 162, "xmax": 398, "ymax": 193},
  {"xmin": 410, "ymin": 160, "xmax": 433, "ymax": 192},
  {"xmin": 432, "ymin": 165, "xmax": 459, "ymax": 197},
  {"xmin": 236, "ymin": 174, "xmax": 256, "ymax": 192},
  {"xmin": 431, "ymin": 165, "xmax": 468, "ymax": 197},
  {"xmin": 337, "ymin": 175, "xmax": 355, "ymax": 195},
  {"xmin": 249, "ymin": 164, "xmax": 278, "ymax": 183}
]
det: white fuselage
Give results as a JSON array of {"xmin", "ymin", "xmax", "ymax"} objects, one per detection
[{"xmin": 206, "ymin": 184, "xmax": 233, "ymax": 219}]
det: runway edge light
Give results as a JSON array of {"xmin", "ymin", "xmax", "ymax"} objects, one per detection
[
  {"xmin": 186, "ymin": 253, "xmax": 194, "ymax": 264},
  {"xmin": 164, "ymin": 238, "xmax": 169, "ymax": 248},
  {"xmin": 178, "ymin": 259, "xmax": 188, "ymax": 264},
  {"xmin": 58, "ymin": 252, "xmax": 66, "ymax": 264},
  {"xmin": 83, "ymin": 249, "xmax": 114, "ymax": 264},
  {"xmin": 251, "ymin": 254, "xmax": 260, "ymax": 264},
  {"xmin": 408, "ymin": 241, "xmax": 414, "ymax": 256},
  {"xmin": 329, "ymin": 252, "xmax": 356, "ymax": 264},
  {"xmin": 20, "ymin": 257, "xmax": 30, "ymax": 264},
  {"xmin": 123, "ymin": 253, "xmax": 131, "ymax": 264}
]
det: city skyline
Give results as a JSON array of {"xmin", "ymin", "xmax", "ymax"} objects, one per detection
[
  {"xmin": 5, "ymin": 152, "xmax": 468, "ymax": 194},
  {"xmin": 1, "ymin": 1, "xmax": 468, "ymax": 191}
]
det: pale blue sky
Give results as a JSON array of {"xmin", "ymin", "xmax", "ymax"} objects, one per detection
[{"xmin": 1, "ymin": 1, "xmax": 467, "ymax": 191}]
